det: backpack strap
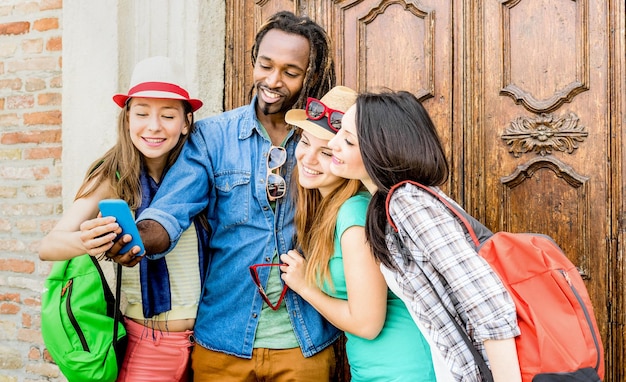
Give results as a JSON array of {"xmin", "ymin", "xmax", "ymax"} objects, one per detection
[
  {"xmin": 113, "ymin": 263, "xmax": 122, "ymax": 349},
  {"xmin": 386, "ymin": 180, "xmax": 482, "ymax": 246},
  {"xmin": 90, "ymin": 256, "xmax": 123, "ymax": 348}
]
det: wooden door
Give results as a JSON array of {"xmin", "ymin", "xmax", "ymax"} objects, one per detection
[
  {"xmin": 225, "ymin": 0, "xmax": 625, "ymax": 380},
  {"xmin": 468, "ymin": 1, "xmax": 622, "ymax": 380}
]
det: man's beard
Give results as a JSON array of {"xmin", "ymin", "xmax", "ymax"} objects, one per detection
[{"xmin": 262, "ymin": 104, "xmax": 272, "ymax": 115}]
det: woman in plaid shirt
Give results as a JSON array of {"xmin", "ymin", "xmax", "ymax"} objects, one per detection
[{"xmin": 328, "ymin": 90, "xmax": 522, "ymax": 382}]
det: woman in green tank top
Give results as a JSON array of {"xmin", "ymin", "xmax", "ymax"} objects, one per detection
[{"xmin": 280, "ymin": 86, "xmax": 436, "ymax": 381}]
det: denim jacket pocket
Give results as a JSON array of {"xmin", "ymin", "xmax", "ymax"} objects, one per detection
[{"xmin": 214, "ymin": 171, "xmax": 251, "ymax": 228}]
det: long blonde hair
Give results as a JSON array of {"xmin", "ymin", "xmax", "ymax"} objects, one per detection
[
  {"xmin": 75, "ymin": 101, "xmax": 194, "ymax": 210},
  {"xmin": 292, "ymin": 165, "xmax": 363, "ymax": 289}
]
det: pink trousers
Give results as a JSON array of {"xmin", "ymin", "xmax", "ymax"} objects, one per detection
[{"xmin": 116, "ymin": 318, "xmax": 195, "ymax": 382}]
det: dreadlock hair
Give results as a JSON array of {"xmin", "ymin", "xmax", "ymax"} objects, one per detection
[
  {"xmin": 291, "ymin": 165, "xmax": 364, "ymax": 290},
  {"xmin": 75, "ymin": 100, "xmax": 195, "ymax": 211},
  {"xmin": 250, "ymin": 11, "xmax": 336, "ymax": 109}
]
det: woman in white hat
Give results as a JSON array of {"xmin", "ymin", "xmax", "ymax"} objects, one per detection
[
  {"xmin": 39, "ymin": 56, "xmax": 208, "ymax": 382},
  {"xmin": 279, "ymin": 86, "xmax": 436, "ymax": 381}
]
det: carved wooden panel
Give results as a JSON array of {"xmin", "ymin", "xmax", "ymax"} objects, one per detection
[
  {"xmin": 500, "ymin": 0, "xmax": 589, "ymax": 113},
  {"xmin": 333, "ymin": 0, "xmax": 458, "ymax": 195},
  {"xmin": 501, "ymin": 112, "xmax": 588, "ymax": 157},
  {"xmin": 334, "ymin": 0, "xmax": 434, "ymax": 99},
  {"xmin": 500, "ymin": 156, "xmax": 590, "ymax": 277}
]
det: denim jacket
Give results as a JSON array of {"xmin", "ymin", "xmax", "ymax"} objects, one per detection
[{"xmin": 137, "ymin": 98, "xmax": 341, "ymax": 358}]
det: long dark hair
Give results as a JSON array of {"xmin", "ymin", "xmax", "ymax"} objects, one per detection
[
  {"xmin": 250, "ymin": 11, "xmax": 336, "ymax": 108},
  {"xmin": 356, "ymin": 90, "xmax": 449, "ymax": 270}
]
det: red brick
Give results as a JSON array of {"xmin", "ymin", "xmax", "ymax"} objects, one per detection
[
  {"xmin": 14, "ymin": 2, "xmax": 39, "ymax": 14},
  {"xmin": 33, "ymin": 18, "xmax": 58, "ymax": 32},
  {"xmin": 23, "ymin": 313, "xmax": 32, "ymax": 328},
  {"xmin": 1, "ymin": 202, "xmax": 54, "ymax": 215},
  {"xmin": 0, "ymin": 78, "xmax": 23, "ymax": 91},
  {"xmin": 25, "ymin": 147, "xmax": 62, "ymax": 160},
  {"xmin": 23, "ymin": 297, "xmax": 41, "ymax": 307},
  {"xmin": 7, "ymin": 57, "xmax": 57, "ymax": 72},
  {"xmin": 0, "ymin": 259, "xmax": 35, "ymax": 273},
  {"xmin": 1, "ymin": 130, "xmax": 61, "ymax": 144},
  {"xmin": 0, "ymin": 113, "xmax": 19, "ymax": 127},
  {"xmin": 28, "ymin": 346, "xmax": 40, "ymax": 360},
  {"xmin": 35, "ymin": 166, "xmax": 51, "ymax": 180},
  {"xmin": 0, "ymin": 98, "xmax": 4, "ymax": 110},
  {"xmin": 42, "ymin": 348, "xmax": 54, "ymax": 362},
  {"xmin": 41, "ymin": 0, "xmax": 62, "ymax": 10},
  {"xmin": 37, "ymin": 92, "xmax": 61, "ymax": 106},
  {"xmin": 0, "ymin": 166, "xmax": 51, "ymax": 181},
  {"xmin": 46, "ymin": 36, "xmax": 61, "ymax": 51},
  {"xmin": 6, "ymin": 94, "xmax": 35, "ymax": 109},
  {"xmin": 25, "ymin": 78, "xmax": 45, "ymax": 91},
  {"xmin": 50, "ymin": 75, "xmax": 62, "ymax": 88},
  {"xmin": 0, "ymin": 293, "xmax": 20, "ymax": 302},
  {"xmin": 23, "ymin": 110, "xmax": 62, "ymax": 125},
  {"xmin": 0, "ymin": 21, "xmax": 30, "ymax": 35},
  {"xmin": 22, "ymin": 38, "xmax": 43, "ymax": 54},
  {"xmin": 40, "ymin": 219, "xmax": 60, "ymax": 233},
  {"xmin": 0, "ymin": 302, "xmax": 19, "ymax": 314},
  {"xmin": 16, "ymin": 219, "xmax": 38, "ymax": 232},
  {"xmin": 45, "ymin": 184, "xmax": 62, "ymax": 198},
  {"xmin": 17, "ymin": 328, "xmax": 43, "ymax": 344}
]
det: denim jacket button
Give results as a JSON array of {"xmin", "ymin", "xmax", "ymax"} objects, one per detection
[{"xmin": 252, "ymin": 313, "xmax": 258, "ymax": 318}]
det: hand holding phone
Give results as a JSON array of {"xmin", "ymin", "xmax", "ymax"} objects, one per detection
[{"xmin": 98, "ymin": 199, "xmax": 145, "ymax": 256}]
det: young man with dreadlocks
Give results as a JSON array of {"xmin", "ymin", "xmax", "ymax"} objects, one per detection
[{"xmin": 123, "ymin": 11, "xmax": 339, "ymax": 381}]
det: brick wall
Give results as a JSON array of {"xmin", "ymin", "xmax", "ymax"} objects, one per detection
[{"xmin": 0, "ymin": 0, "xmax": 65, "ymax": 381}]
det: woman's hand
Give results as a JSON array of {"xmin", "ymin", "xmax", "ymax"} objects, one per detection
[
  {"xmin": 78, "ymin": 215, "xmax": 121, "ymax": 257},
  {"xmin": 280, "ymin": 250, "xmax": 312, "ymax": 296}
]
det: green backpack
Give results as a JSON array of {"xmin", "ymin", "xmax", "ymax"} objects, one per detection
[{"xmin": 41, "ymin": 254, "xmax": 127, "ymax": 382}]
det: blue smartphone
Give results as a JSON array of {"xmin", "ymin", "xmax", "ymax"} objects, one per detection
[{"xmin": 98, "ymin": 199, "xmax": 145, "ymax": 256}]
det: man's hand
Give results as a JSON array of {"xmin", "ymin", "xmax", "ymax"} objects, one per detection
[
  {"xmin": 105, "ymin": 234, "xmax": 143, "ymax": 267},
  {"xmin": 104, "ymin": 220, "xmax": 169, "ymax": 267}
]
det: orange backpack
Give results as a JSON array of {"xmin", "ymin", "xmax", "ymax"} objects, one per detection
[{"xmin": 386, "ymin": 181, "xmax": 604, "ymax": 382}]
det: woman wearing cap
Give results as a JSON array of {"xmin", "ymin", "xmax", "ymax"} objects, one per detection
[
  {"xmin": 279, "ymin": 86, "xmax": 436, "ymax": 381},
  {"xmin": 39, "ymin": 56, "xmax": 208, "ymax": 382},
  {"xmin": 327, "ymin": 90, "xmax": 521, "ymax": 382}
]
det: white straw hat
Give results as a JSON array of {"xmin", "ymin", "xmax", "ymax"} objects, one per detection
[{"xmin": 112, "ymin": 56, "xmax": 203, "ymax": 112}]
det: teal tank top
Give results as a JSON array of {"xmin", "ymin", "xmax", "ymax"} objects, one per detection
[{"xmin": 324, "ymin": 193, "xmax": 436, "ymax": 382}]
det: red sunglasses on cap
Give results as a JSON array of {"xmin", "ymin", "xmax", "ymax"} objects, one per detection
[{"xmin": 305, "ymin": 97, "xmax": 344, "ymax": 131}]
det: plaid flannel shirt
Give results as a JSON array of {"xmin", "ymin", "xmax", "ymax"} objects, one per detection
[{"xmin": 384, "ymin": 183, "xmax": 520, "ymax": 382}]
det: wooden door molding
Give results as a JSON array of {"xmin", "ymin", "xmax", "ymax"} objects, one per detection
[
  {"xmin": 500, "ymin": 0, "xmax": 589, "ymax": 113},
  {"xmin": 608, "ymin": 0, "xmax": 626, "ymax": 378}
]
